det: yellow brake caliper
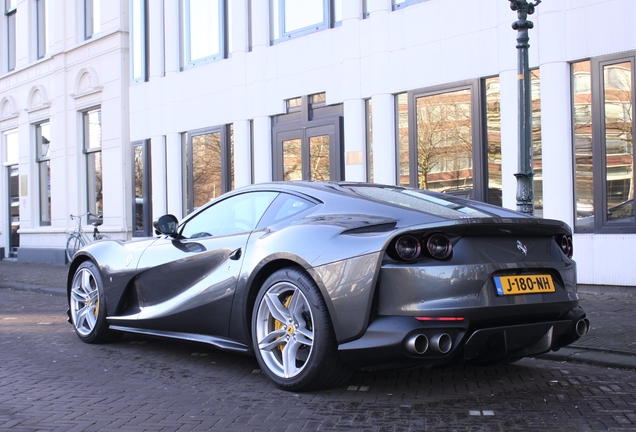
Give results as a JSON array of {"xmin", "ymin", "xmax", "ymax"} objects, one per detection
[{"xmin": 274, "ymin": 294, "xmax": 293, "ymax": 352}]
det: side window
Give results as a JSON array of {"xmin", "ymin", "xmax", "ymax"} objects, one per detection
[
  {"xmin": 258, "ymin": 193, "xmax": 316, "ymax": 227},
  {"xmin": 180, "ymin": 191, "xmax": 278, "ymax": 239}
]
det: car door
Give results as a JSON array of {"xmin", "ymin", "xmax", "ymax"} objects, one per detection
[{"xmin": 133, "ymin": 191, "xmax": 279, "ymax": 337}]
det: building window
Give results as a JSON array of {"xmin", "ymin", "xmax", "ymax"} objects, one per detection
[
  {"xmin": 84, "ymin": 0, "xmax": 100, "ymax": 40},
  {"xmin": 4, "ymin": 128, "xmax": 19, "ymax": 257},
  {"xmin": 396, "ymin": 93, "xmax": 409, "ymax": 186},
  {"xmin": 5, "ymin": 0, "xmax": 16, "ymax": 71},
  {"xmin": 485, "ymin": 77, "xmax": 503, "ymax": 206},
  {"xmin": 530, "ymin": 69, "xmax": 543, "ymax": 217},
  {"xmin": 366, "ymin": 98, "xmax": 373, "ymax": 182},
  {"xmin": 35, "ymin": 0, "xmax": 48, "ymax": 59},
  {"xmin": 130, "ymin": 0, "xmax": 147, "ymax": 83},
  {"xmin": 36, "ymin": 122, "xmax": 51, "ymax": 226},
  {"xmin": 183, "ymin": 0, "xmax": 227, "ymax": 68},
  {"xmin": 270, "ymin": 0, "xmax": 341, "ymax": 42},
  {"xmin": 392, "ymin": 0, "xmax": 429, "ymax": 11},
  {"xmin": 185, "ymin": 125, "xmax": 233, "ymax": 214},
  {"xmin": 400, "ymin": 79, "xmax": 498, "ymax": 204},
  {"xmin": 573, "ymin": 53, "xmax": 635, "ymax": 233},
  {"xmin": 132, "ymin": 140, "xmax": 151, "ymax": 237},
  {"xmin": 83, "ymin": 108, "xmax": 103, "ymax": 222}
]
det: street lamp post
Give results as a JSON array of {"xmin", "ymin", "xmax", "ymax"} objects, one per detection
[{"xmin": 510, "ymin": 0, "xmax": 540, "ymax": 215}]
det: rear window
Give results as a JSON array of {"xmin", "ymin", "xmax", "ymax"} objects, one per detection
[{"xmin": 348, "ymin": 186, "xmax": 490, "ymax": 219}]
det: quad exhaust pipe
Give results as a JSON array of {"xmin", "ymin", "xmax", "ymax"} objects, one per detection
[
  {"xmin": 406, "ymin": 333, "xmax": 452, "ymax": 355},
  {"xmin": 575, "ymin": 318, "xmax": 590, "ymax": 337}
]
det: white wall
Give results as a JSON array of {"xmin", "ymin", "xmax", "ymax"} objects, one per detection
[{"xmin": 0, "ymin": 0, "xmax": 129, "ymax": 261}]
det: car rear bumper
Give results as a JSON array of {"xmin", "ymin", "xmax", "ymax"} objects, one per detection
[{"xmin": 337, "ymin": 307, "xmax": 588, "ymax": 369}]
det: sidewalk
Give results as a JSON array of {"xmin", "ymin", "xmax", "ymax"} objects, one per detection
[{"xmin": 1, "ymin": 259, "xmax": 635, "ymax": 369}]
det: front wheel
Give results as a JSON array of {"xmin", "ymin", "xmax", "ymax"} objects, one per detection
[
  {"xmin": 66, "ymin": 234, "xmax": 85, "ymax": 262},
  {"xmin": 69, "ymin": 261, "xmax": 121, "ymax": 344},
  {"xmin": 252, "ymin": 267, "xmax": 351, "ymax": 391}
]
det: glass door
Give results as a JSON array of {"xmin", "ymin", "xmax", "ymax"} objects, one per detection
[{"xmin": 274, "ymin": 122, "xmax": 340, "ymax": 181}]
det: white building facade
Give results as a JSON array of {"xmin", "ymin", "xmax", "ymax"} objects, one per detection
[
  {"xmin": 0, "ymin": 0, "xmax": 129, "ymax": 263},
  {"xmin": 1, "ymin": 0, "xmax": 634, "ymax": 287}
]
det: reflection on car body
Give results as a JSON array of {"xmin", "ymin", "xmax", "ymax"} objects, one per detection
[{"xmin": 67, "ymin": 181, "xmax": 588, "ymax": 391}]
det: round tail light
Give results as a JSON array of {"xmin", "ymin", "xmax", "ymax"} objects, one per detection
[
  {"xmin": 425, "ymin": 234, "xmax": 452, "ymax": 260},
  {"xmin": 394, "ymin": 235, "xmax": 421, "ymax": 261}
]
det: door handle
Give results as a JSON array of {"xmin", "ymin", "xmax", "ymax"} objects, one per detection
[{"xmin": 229, "ymin": 248, "xmax": 242, "ymax": 260}]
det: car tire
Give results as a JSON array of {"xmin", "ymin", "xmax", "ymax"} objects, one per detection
[
  {"xmin": 69, "ymin": 261, "xmax": 121, "ymax": 344},
  {"xmin": 252, "ymin": 267, "xmax": 351, "ymax": 391}
]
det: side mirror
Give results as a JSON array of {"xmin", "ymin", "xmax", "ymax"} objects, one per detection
[{"xmin": 153, "ymin": 214, "xmax": 180, "ymax": 238}]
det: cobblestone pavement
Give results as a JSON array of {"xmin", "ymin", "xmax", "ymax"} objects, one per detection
[{"xmin": 1, "ymin": 260, "xmax": 636, "ymax": 430}]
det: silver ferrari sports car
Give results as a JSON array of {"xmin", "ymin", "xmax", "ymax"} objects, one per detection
[{"xmin": 67, "ymin": 182, "xmax": 588, "ymax": 391}]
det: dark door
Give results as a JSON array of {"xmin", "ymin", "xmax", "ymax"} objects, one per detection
[{"xmin": 274, "ymin": 121, "xmax": 342, "ymax": 181}]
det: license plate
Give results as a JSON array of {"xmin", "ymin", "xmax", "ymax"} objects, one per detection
[{"xmin": 494, "ymin": 274, "xmax": 555, "ymax": 296}]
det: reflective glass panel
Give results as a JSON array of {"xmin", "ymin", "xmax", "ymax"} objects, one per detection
[
  {"xmin": 38, "ymin": 122, "xmax": 50, "ymax": 158},
  {"xmin": 396, "ymin": 93, "xmax": 409, "ymax": 186},
  {"xmin": 192, "ymin": 132, "xmax": 222, "ymax": 208},
  {"xmin": 604, "ymin": 61, "xmax": 634, "ymax": 223},
  {"xmin": 8, "ymin": 165, "xmax": 19, "ymax": 257},
  {"xmin": 366, "ymin": 99, "xmax": 374, "ymax": 182},
  {"xmin": 485, "ymin": 77, "xmax": 502, "ymax": 206},
  {"xmin": 131, "ymin": 0, "xmax": 145, "ymax": 81},
  {"xmin": 187, "ymin": 0, "xmax": 220, "ymax": 62},
  {"xmin": 87, "ymin": 151, "xmax": 103, "ymax": 215},
  {"xmin": 7, "ymin": 9, "xmax": 15, "ymax": 71},
  {"xmin": 37, "ymin": 122, "xmax": 51, "ymax": 225},
  {"xmin": 39, "ymin": 160, "xmax": 50, "ymax": 225},
  {"xmin": 5, "ymin": 129, "xmax": 18, "ymax": 163},
  {"xmin": 415, "ymin": 89, "xmax": 473, "ymax": 193},
  {"xmin": 84, "ymin": 109, "xmax": 102, "ymax": 150},
  {"xmin": 531, "ymin": 69, "xmax": 543, "ymax": 217},
  {"xmin": 309, "ymin": 135, "xmax": 330, "ymax": 180},
  {"xmin": 134, "ymin": 146, "xmax": 144, "ymax": 231},
  {"xmin": 36, "ymin": 0, "xmax": 47, "ymax": 59},
  {"xmin": 573, "ymin": 61, "xmax": 594, "ymax": 225},
  {"xmin": 283, "ymin": 138, "xmax": 302, "ymax": 181},
  {"xmin": 283, "ymin": 0, "xmax": 324, "ymax": 33}
]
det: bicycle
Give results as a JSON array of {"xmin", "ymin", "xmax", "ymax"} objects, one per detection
[{"xmin": 66, "ymin": 212, "xmax": 111, "ymax": 262}]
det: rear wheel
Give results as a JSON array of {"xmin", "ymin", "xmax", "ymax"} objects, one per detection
[
  {"xmin": 252, "ymin": 267, "xmax": 351, "ymax": 391},
  {"xmin": 69, "ymin": 261, "xmax": 121, "ymax": 343},
  {"xmin": 65, "ymin": 234, "xmax": 84, "ymax": 262}
]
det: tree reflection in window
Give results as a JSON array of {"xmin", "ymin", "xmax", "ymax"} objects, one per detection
[
  {"xmin": 416, "ymin": 89, "xmax": 473, "ymax": 193},
  {"xmin": 283, "ymin": 138, "xmax": 302, "ymax": 181},
  {"xmin": 309, "ymin": 135, "xmax": 330, "ymax": 180},
  {"xmin": 192, "ymin": 132, "xmax": 222, "ymax": 208},
  {"xmin": 603, "ymin": 62, "xmax": 633, "ymax": 222}
]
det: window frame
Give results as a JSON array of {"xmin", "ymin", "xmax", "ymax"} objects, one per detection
[
  {"xmin": 132, "ymin": 140, "xmax": 152, "ymax": 237},
  {"xmin": 82, "ymin": 107, "xmax": 103, "ymax": 224},
  {"xmin": 84, "ymin": 0, "xmax": 100, "ymax": 40},
  {"xmin": 573, "ymin": 51, "xmax": 636, "ymax": 234},
  {"xmin": 184, "ymin": 125, "xmax": 233, "ymax": 214},
  {"xmin": 270, "ymin": 0, "xmax": 340, "ymax": 43},
  {"xmin": 5, "ymin": 0, "xmax": 16, "ymax": 71},
  {"xmin": 404, "ymin": 79, "xmax": 488, "ymax": 202},
  {"xmin": 392, "ymin": 0, "xmax": 429, "ymax": 11},
  {"xmin": 35, "ymin": 0, "xmax": 47, "ymax": 60},
  {"xmin": 35, "ymin": 121, "xmax": 51, "ymax": 226},
  {"xmin": 182, "ymin": 0, "xmax": 227, "ymax": 69},
  {"xmin": 130, "ymin": 0, "xmax": 148, "ymax": 84}
]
